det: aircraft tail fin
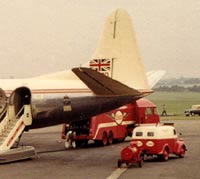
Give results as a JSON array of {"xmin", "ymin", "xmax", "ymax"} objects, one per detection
[
  {"xmin": 86, "ymin": 9, "xmax": 150, "ymax": 91},
  {"xmin": 72, "ymin": 67, "xmax": 152, "ymax": 97},
  {"xmin": 35, "ymin": 9, "xmax": 152, "ymax": 92}
]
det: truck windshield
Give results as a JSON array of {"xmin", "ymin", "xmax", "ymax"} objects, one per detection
[{"xmin": 145, "ymin": 108, "xmax": 152, "ymax": 115}]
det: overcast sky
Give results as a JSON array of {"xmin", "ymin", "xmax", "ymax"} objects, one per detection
[{"xmin": 0, "ymin": 0, "xmax": 199, "ymax": 78}]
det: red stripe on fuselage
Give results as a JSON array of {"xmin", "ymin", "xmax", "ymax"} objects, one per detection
[{"xmin": 4, "ymin": 88, "xmax": 92, "ymax": 95}]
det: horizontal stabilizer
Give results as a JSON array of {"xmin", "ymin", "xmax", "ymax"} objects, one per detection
[
  {"xmin": 147, "ymin": 70, "xmax": 166, "ymax": 88},
  {"xmin": 72, "ymin": 67, "xmax": 145, "ymax": 96}
]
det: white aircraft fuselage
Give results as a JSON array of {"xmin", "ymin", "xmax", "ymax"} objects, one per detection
[{"xmin": 0, "ymin": 68, "xmax": 145, "ymax": 129}]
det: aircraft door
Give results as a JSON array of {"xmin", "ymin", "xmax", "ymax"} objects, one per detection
[
  {"xmin": 9, "ymin": 87, "xmax": 31, "ymax": 117},
  {"xmin": 0, "ymin": 88, "xmax": 7, "ymax": 121}
]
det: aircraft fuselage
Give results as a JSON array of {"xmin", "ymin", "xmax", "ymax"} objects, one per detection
[{"xmin": 0, "ymin": 78, "xmax": 140, "ymax": 129}]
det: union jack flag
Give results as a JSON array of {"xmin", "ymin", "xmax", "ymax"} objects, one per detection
[{"xmin": 89, "ymin": 59, "xmax": 112, "ymax": 77}]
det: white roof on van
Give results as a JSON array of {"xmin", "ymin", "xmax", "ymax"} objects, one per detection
[{"xmin": 132, "ymin": 124, "xmax": 176, "ymax": 139}]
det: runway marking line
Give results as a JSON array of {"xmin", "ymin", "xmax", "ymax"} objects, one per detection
[{"xmin": 106, "ymin": 168, "xmax": 127, "ymax": 179}]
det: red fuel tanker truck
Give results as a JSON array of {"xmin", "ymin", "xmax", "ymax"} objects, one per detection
[{"xmin": 61, "ymin": 98, "xmax": 160, "ymax": 148}]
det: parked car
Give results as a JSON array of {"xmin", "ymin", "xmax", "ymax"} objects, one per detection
[
  {"xmin": 118, "ymin": 123, "xmax": 186, "ymax": 168},
  {"xmin": 184, "ymin": 105, "xmax": 200, "ymax": 116}
]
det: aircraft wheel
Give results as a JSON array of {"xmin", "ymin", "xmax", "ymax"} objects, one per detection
[
  {"xmin": 75, "ymin": 140, "xmax": 86, "ymax": 148},
  {"xmin": 108, "ymin": 131, "xmax": 113, "ymax": 145}
]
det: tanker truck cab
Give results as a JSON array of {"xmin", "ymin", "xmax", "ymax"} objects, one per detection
[
  {"xmin": 135, "ymin": 98, "xmax": 160, "ymax": 124},
  {"xmin": 131, "ymin": 124, "xmax": 186, "ymax": 161}
]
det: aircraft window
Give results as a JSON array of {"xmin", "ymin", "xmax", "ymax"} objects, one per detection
[
  {"xmin": 147, "ymin": 132, "xmax": 154, "ymax": 137},
  {"xmin": 145, "ymin": 108, "xmax": 152, "ymax": 115},
  {"xmin": 136, "ymin": 132, "xmax": 143, "ymax": 136}
]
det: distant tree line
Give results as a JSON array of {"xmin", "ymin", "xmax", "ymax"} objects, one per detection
[
  {"xmin": 182, "ymin": 78, "xmax": 200, "ymax": 84},
  {"xmin": 155, "ymin": 77, "xmax": 200, "ymax": 87},
  {"xmin": 153, "ymin": 85, "xmax": 200, "ymax": 92}
]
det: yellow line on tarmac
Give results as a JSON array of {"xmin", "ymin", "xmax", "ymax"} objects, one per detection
[{"xmin": 106, "ymin": 168, "xmax": 127, "ymax": 179}]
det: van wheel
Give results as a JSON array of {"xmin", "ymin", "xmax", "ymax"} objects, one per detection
[
  {"xmin": 179, "ymin": 146, "xmax": 186, "ymax": 158},
  {"xmin": 162, "ymin": 148, "xmax": 169, "ymax": 161},
  {"xmin": 108, "ymin": 131, "xmax": 113, "ymax": 145},
  {"xmin": 102, "ymin": 132, "xmax": 108, "ymax": 146}
]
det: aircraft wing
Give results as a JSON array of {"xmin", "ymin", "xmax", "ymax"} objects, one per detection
[{"xmin": 72, "ymin": 67, "xmax": 152, "ymax": 97}]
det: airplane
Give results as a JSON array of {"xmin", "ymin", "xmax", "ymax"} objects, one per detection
[{"xmin": 0, "ymin": 9, "xmax": 162, "ymax": 156}]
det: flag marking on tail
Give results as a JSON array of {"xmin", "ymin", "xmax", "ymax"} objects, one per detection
[{"xmin": 89, "ymin": 59, "xmax": 112, "ymax": 76}]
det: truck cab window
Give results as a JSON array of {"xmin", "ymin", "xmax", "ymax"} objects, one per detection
[
  {"xmin": 145, "ymin": 108, "xmax": 152, "ymax": 115},
  {"xmin": 153, "ymin": 108, "xmax": 158, "ymax": 115}
]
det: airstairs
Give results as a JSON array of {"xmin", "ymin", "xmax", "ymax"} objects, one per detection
[{"xmin": 0, "ymin": 104, "xmax": 35, "ymax": 163}]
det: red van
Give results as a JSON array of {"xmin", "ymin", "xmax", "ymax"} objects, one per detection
[{"xmin": 118, "ymin": 123, "xmax": 186, "ymax": 167}]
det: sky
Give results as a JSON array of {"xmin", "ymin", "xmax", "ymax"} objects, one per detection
[{"xmin": 0, "ymin": 0, "xmax": 199, "ymax": 78}]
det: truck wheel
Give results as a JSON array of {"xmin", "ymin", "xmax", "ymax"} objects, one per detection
[
  {"xmin": 179, "ymin": 146, "xmax": 186, "ymax": 158},
  {"xmin": 102, "ymin": 132, "xmax": 108, "ymax": 146},
  {"xmin": 108, "ymin": 131, "xmax": 113, "ymax": 145},
  {"xmin": 162, "ymin": 148, "xmax": 169, "ymax": 161}
]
